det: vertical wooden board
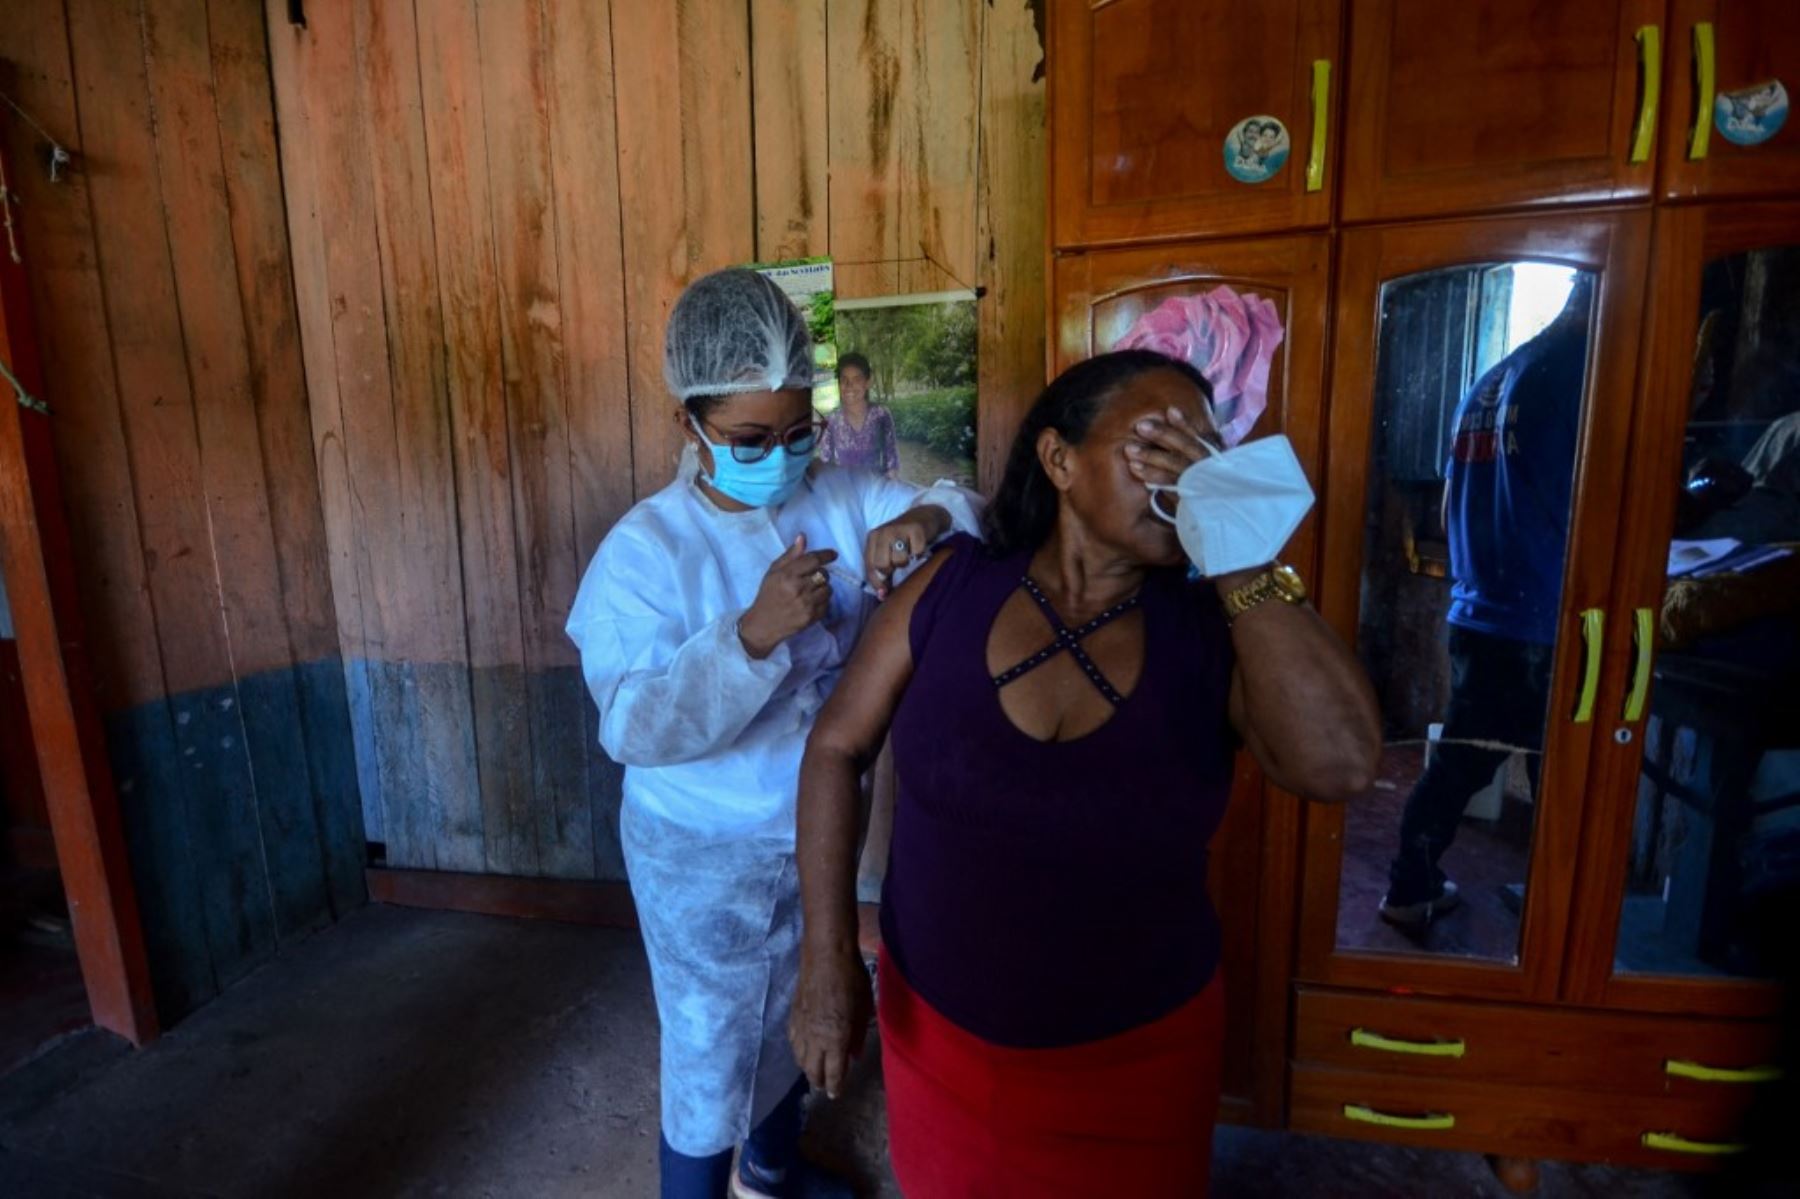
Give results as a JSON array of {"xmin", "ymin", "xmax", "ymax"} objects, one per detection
[
  {"xmin": 353, "ymin": 0, "xmax": 484, "ymax": 874},
  {"xmin": 828, "ymin": 0, "xmax": 906, "ymax": 273},
  {"xmin": 751, "ymin": 0, "xmax": 829, "ymax": 261},
  {"xmin": 542, "ymin": 0, "xmax": 633, "ymax": 563},
  {"xmin": 829, "ymin": 0, "xmax": 979, "ymax": 289},
  {"xmin": 410, "ymin": 0, "xmax": 533, "ymax": 876},
  {"xmin": 264, "ymin": 0, "xmax": 372, "ymax": 677},
  {"xmin": 106, "ymin": 708, "xmax": 216, "ymax": 1017},
  {"xmin": 898, "ymin": 0, "xmax": 981, "ymax": 290},
  {"xmin": 140, "ymin": 0, "xmax": 291, "ymax": 681},
  {"xmin": 612, "ymin": 0, "xmax": 757, "ymax": 497},
  {"xmin": 140, "ymin": 0, "xmax": 330, "ymax": 941},
  {"xmin": 207, "ymin": 0, "xmax": 340, "ymax": 668},
  {"xmin": 64, "ymin": 0, "xmax": 277, "ymax": 982},
  {"xmin": 266, "ymin": 1, "xmax": 386, "ymax": 872},
  {"xmin": 476, "ymin": 0, "xmax": 591, "ymax": 878},
  {"xmin": 274, "ymin": 1, "xmax": 424, "ymax": 870},
  {"xmin": 976, "ymin": 0, "xmax": 1048, "ymax": 491},
  {"xmin": 210, "ymin": 0, "xmax": 365, "ymax": 911},
  {"xmin": 0, "ymin": 4, "xmax": 164, "ymax": 712}
]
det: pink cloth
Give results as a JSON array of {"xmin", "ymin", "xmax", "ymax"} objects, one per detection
[{"xmin": 1113, "ymin": 286, "xmax": 1285, "ymax": 446}]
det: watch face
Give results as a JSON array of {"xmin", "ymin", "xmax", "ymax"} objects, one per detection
[{"xmin": 1272, "ymin": 563, "xmax": 1308, "ymax": 601}]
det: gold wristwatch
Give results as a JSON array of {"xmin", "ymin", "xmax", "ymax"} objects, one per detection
[{"xmin": 1222, "ymin": 563, "xmax": 1308, "ymax": 622}]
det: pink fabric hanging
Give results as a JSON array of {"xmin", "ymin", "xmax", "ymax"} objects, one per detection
[{"xmin": 1112, "ymin": 286, "xmax": 1284, "ymax": 446}]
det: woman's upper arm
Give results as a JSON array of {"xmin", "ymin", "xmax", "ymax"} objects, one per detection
[{"xmin": 810, "ymin": 548, "xmax": 955, "ymax": 766}]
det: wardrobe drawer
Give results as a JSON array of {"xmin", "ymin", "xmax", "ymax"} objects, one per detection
[
  {"xmin": 1289, "ymin": 1064, "xmax": 1758, "ymax": 1169},
  {"xmin": 1293, "ymin": 987, "xmax": 1783, "ymax": 1095}
]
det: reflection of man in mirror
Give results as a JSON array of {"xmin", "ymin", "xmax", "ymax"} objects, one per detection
[{"xmin": 1381, "ymin": 275, "xmax": 1594, "ymax": 929}]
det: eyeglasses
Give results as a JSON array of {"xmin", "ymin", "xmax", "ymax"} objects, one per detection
[{"xmin": 700, "ymin": 416, "xmax": 828, "ymax": 464}]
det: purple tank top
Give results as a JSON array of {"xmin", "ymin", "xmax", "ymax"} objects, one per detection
[{"xmin": 881, "ymin": 533, "xmax": 1237, "ymax": 1049}]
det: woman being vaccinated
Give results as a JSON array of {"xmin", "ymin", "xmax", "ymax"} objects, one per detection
[{"xmin": 567, "ymin": 269, "xmax": 979, "ymax": 1198}]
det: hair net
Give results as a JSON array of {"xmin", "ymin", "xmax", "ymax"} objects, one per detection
[{"xmin": 664, "ymin": 268, "xmax": 816, "ymax": 401}]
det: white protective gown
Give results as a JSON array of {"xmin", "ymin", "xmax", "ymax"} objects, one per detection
[{"xmin": 566, "ymin": 451, "xmax": 980, "ymax": 1156}]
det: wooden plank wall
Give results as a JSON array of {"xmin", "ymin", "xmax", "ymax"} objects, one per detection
[
  {"xmin": 266, "ymin": 0, "xmax": 1048, "ymax": 879},
  {"xmin": 0, "ymin": 0, "xmax": 364, "ymax": 1022}
]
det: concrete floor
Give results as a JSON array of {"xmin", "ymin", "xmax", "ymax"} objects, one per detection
[{"xmin": 0, "ymin": 904, "xmax": 1767, "ymax": 1197}]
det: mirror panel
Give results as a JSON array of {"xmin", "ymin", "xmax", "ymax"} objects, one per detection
[
  {"xmin": 1336, "ymin": 262, "xmax": 1596, "ymax": 963},
  {"xmin": 1614, "ymin": 245, "xmax": 1800, "ymax": 980}
]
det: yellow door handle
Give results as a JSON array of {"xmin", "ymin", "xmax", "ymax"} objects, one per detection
[
  {"xmin": 1689, "ymin": 22, "xmax": 1715, "ymax": 160},
  {"xmin": 1665, "ymin": 1058, "xmax": 1784, "ymax": 1084},
  {"xmin": 1574, "ymin": 609, "xmax": 1604, "ymax": 724},
  {"xmin": 1344, "ymin": 1104, "xmax": 1455, "ymax": 1131},
  {"xmin": 1632, "ymin": 25, "xmax": 1662, "ymax": 164},
  {"xmin": 1623, "ymin": 607, "xmax": 1654, "ymax": 722},
  {"xmin": 1307, "ymin": 59, "xmax": 1331, "ymax": 192},
  {"xmin": 1350, "ymin": 1028, "xmax": 1467, "ymax": 1058},
  {"xmin": 1642, "ymin": 1131, "xmax": 1748, "ymax": 1156}
]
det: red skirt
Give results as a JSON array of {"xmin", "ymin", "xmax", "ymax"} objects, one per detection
[{"xmin": 878, "ymin": 947, "xmax": 1225, "ymax": 1198}]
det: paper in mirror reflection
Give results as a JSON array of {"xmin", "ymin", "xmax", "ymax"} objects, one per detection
[
  {"xmin": 1615, "ymin": 246, "xmax": 1800, "ymax": 981},
  {"xmin": 1336, "ymin": 262, "xmax": 1595, "ymax": 963}
]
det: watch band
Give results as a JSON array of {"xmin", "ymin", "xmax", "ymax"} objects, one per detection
[
  {"xmin": 1224, "ymin": 572, "xmax": 1280, "ymax": 621},
  {"xmin": 1224, "ymin": 564, "xmax": 1307, "ymax": 621}
]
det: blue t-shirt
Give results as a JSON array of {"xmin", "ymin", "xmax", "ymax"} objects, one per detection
[{"xmin": 1445, "ymin": 319, "xmax": 1585, "ymax": 646}]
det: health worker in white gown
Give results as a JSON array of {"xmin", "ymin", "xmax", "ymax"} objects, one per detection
[{"xmin": 566, "ymin": 268, "xmax": 979, "ymax": 1199}]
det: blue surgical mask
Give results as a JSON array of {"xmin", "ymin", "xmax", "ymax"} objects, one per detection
[{"xmin": 690, "ymin": 416, "xmax": 814, "ymax": 508}]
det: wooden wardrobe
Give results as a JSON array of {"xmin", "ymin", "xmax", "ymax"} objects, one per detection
[{"xmin": 1049, "ymin": 0, "xmax": 1796, "ymax": 1172}]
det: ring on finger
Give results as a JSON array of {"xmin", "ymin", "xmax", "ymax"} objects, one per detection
[
  {"xmin": 810, "ymin": 570, "xmax": 828, "ymax": 586},
  {"xmin": 891, "ymin": 537, "xmax": 910, "ymax": 555}
]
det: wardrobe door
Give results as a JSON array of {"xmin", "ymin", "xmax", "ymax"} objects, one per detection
[
  {"xmin": 1297, "ymin": 212, "xmax": 1651, "ymax": 1006},
  {"xmin": 1050, "ymin": 0, "xmax": 1341, "ymax": 248},
  {"xmin": 1341, "ymin": 0, "xmax": 1665, "ymax": 223},
  {"xmin": 1565, "ymin": 203, "xmax": 1799, "ymax": 1024}
]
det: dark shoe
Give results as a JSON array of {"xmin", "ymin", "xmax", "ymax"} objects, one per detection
[
  {"xmin": 1379, "ymin": 879, "xmax": 1462, "ymax": 929},
  {"xmin": 731, "ymin": 1154, "xmax": 855, "ymax": 1199}
]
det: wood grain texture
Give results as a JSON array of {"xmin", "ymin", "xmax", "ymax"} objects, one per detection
[
  {"xmin": 752, "ymin": 0, "xmax": 830, "ymax": 261},
  {"xmin": 1340, "ymin": 0, "xmax": 1663, "ymax": 223},
  {"xmin": 1048, "ymin": 0, "xmax": 1338, "ymax": 247},
  {"xmin": 0, "ymin": 6, "xmax": 163, "ymax": 712},
  {"xmin": 0, "ymin": 132, "xmax": 159, "ymax": 1043},
  {"xmin": 475, "ymin": 0, "xmax": 590, "ymax": 879},
  {"xmin": 613, "ymin": 0, "xmax": 756, "ymax": 496},
  {"xmin": 66, "ymin": 0, "xmax": 278, "ymax": 988},
  {"xmin": 976, "ymin": 0, "xmax": 1048, "ymax": 490},
  {"xmin": 828, "ymin": 0, "xmax": 982, "ymax": 295},
  {"xmin": 540, "ymin": 0, "xmax": 633, "ymax": 881},
  {"xmin": 252, "ymin": 0, "xmax": 1046, "ymax": 889}
]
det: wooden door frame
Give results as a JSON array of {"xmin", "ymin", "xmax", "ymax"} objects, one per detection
[
  {"xmin": 1562, "ymin": 202, "xmax": 1796, "ymax": 1020},
  {"xmin": 1297, "ymin": 208, "xmax": 1652, "ymax": 1005},
  {"xmin": 0, "ymin": 144, "xmax": 159, "ymax": 1047}
]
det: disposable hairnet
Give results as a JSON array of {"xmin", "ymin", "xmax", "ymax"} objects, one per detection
[{"xmin": 664, "ymin": 268, "xmax": 815, "ymax": 401}]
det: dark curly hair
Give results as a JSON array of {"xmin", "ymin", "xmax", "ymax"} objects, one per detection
[{"xmin": 982, "ymin": 350, "xmax": 1212, "ymax": 558}]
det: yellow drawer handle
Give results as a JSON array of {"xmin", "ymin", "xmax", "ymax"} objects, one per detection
[
  {"xmin": 1574, "ymin": 609, "xmax": 1604, "ymax": 724},
  {"xmin": 1631, "ymin": 25, "xmax": 1662, "ymax": 164},
  {"xmin": 1623, "ymin": 607, "xmax": 1654, "ymax": 722},
  {"xmin": 1689, "ymin": 22, "xmax": 1715, "ymax": 160},
  {"xmin": 1642, "ymin": 1131, "xmax": 1748, "ymax": 1156},
  {"xmin": 1665, "ymin": 1058, "xmax": 1784, "ymax": 1084},
  {"xmin": 1350, "ymin": 1028, "xmax": 1467, "ymax": 1058},
  {"xmin": 1306, "ymin": 59, "xmax": 1331, "ymax": 192},
  {"xmin": 1344, "ymin": 1104, "xmax": 1455, "ymax": 1131}
]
